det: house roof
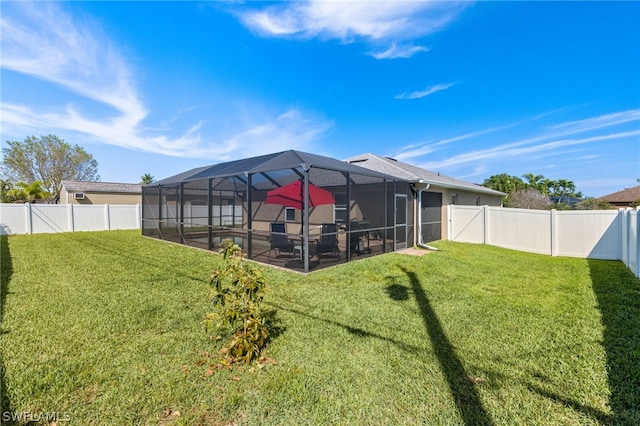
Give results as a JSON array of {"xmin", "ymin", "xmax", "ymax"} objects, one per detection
[
  {"xmin": 344, "ymin": 153, "xmax": 507, "ymax": 197},
  {"xmin": 151, "ymin": 150, "xmax": 405, "ymax": 187},
  {"xmin": 61, "ymin": 180, "xmax": 142, "ymax": 194},
  {"xmin": 598, "ymin": 185, "xmax": 640, "ymax": 203}
]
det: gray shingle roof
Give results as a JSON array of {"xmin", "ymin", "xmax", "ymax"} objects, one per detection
[
  {"xmin": 344, "ymin": 153, "xmax": 507, "ymax": 197},
  {"xmin": 61, "ymin": 180, "xmax": 142, "ymax": 193}
]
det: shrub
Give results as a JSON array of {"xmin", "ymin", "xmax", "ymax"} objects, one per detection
[
  {"xmin": 505, "ymin": 188, "xmax": 552, "ymax": 209},
  {"xmin": 204, "ymin": 239, "xmax": 269, "ymax": 364},
  {"xmin": 576, "ymin": 198, "xmax": 616, "ymax": 210}
]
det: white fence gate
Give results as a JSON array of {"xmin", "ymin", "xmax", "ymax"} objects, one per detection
[
  {"xmin": 0, "ymin": 203, "xmax": 141, "ymax": 235},
  {"xmin": 448, "ymin": 205, "xmax": 640, "ymax": 278}
]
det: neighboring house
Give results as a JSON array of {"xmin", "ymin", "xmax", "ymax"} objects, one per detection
[
  {"xmin": 344, "ymin": 153, "xmax": 506, "ymax": 244},
  {"xmin": 60, "ymin": 180, "xmax": 142, "ymax": 205},
  {"xmin": 598, "ymin": 185, "xmax": 640, "ymax": 208}
]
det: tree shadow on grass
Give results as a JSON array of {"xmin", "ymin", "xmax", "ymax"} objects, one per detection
[
  {"xmin": 589, "ymin": 259, "xmax": 640, "ymax": 424},
  {"xmin": 395, "ymin": 266, "xmax": 494, "ymax": 426},
  {"xmin": 262, "ymin": 307, "xmax": 287, "ymax": 344},
  {"xmin": 1, "ymin": 234, "xmax": 13, "ymax": 419}
]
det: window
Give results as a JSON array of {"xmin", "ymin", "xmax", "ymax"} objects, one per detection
[
  {"xmin": 285, "ymin": 207, "xmax": 296, "ymax": 222},
  {"xmin": 334, "ymin": 193, "xmax": 347, "ymax": 223}
]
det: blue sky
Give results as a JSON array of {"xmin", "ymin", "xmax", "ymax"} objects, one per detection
[{"xmin": 1, "ymin": 1, "xmax": 639, "ymax": 197}]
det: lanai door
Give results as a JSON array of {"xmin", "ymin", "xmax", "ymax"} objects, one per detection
[
  {"xmin": 395, "ymin": 194, "xmax": 407, "ymax": 250},
  {"xmin": 421, "ymin": 192, "xmax": 442, "ymax": 242}
]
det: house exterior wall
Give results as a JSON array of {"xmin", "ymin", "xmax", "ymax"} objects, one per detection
[
  {"xmin": 61, "ymin": 188, "xmax": 141, "ymax": 205},
  {"xmin": 249, "ymin": 202, "xmax": 333, "ymax": 234},
  {"xmin": 416, "ymin": 185, "xmax": 503, "ymax": 243}
]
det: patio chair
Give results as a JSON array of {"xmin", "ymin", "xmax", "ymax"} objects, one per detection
[
  {"xmin": 316, "ymin": 223, "xmax": 340, "ymax": 257},
  {"xmin": 268, "ymin": 222, "xmax": 295, "ymax": 259}
]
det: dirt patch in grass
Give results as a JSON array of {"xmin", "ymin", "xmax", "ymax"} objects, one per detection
[{"xmin": 397, "ymin": 247, "xmax": 432, "ymax": 256}]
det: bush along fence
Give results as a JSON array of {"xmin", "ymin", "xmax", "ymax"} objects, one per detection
[
  {"xmin": 448, "ymin": 205, "xmax": 640, "ymax": 278},
  {"xmin": 0, "ymin": 203, "xmax": 141, "ymax": 235}
]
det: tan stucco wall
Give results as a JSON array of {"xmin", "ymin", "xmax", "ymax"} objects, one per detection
[
  {"xmin": 248, "ymin": 201, "xmax": 334, "ymax": 236},
  {"xmin": 61, "ymin": 189, "xmax": 142, "ymax": 205},
  {"xmin": 417, "ymin": 185, "xmax": 503, "ymax": 243}
]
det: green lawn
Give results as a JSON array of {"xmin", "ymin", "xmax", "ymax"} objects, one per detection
[{"xmin": 1, "ymin": 231, "xmax": 638, "ymax": 425}]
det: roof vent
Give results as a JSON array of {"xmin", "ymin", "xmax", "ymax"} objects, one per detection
[
  {"xmin": 385, "ymin": 157, "xmax": 398, "ymax": 162},
  {"xmin": 348, "ymin": 159, "xmax": 368, "ymax": 163}
]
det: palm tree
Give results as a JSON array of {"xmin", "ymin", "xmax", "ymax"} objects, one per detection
[
  {"xmin": 5, "ymin": 181, "xmax": 52, "ymax": 203},
  {"xmin": 140, "ymin": 173, "xmax": 154, "ymax": 185},
  {"xmin": 555, "ymin": 179, "xmax": 576, "ymax": 204},
  {"xmin": 521, "ymin": 173, "xmax": 545, "ymax": 192}
]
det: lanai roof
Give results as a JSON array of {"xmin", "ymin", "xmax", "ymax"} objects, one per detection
[{"xmin": 150, "ymin": 150, "xmax": 404, "ymax": 187}]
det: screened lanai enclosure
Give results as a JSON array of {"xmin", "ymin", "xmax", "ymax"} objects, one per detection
[{"xmin": 142, "ymin": 150, "xmax": 413, "ymax": 272}]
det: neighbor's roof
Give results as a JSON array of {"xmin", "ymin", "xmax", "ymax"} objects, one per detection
[
  {"xmin": 151, "ymin": 150, "xmax": 406, "ymax": 187},
  {"xmin": 344, "ymin": 153, "xmax": 507, "ymax": 197},
  {"xmin": 598, "ymin": 185, "xmax": 640, "ymax": 203},
  {"xmin": 61, "ymin": 180, "xmax": 142, "ymax": 194}
]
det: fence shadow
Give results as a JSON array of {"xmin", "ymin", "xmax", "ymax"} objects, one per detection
[
  {"xmin": 1, "ymin": 234, "xmax": 13, "ymax": 418},
  {"xmin": 588, "ymin": 259, "xmax": 640, "ymax": 424},
  {"xmin": 395, "ymin": 266, "xmax": 493, "ymax": 425}
]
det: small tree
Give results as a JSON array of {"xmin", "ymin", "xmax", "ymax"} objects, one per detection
[
  {"xmin": 0, "ymin": 180, "xmax": 12, "ymax": 203},
  {"xmin": 204, "ymin": 239, "xmax": 269, "ymax": 365}
]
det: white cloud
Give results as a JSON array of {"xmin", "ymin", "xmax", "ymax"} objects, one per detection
[
  {"xmin": 395, "ymin": 82, "xmax": 456, "ymax": 100},
  {"xmin": 550, "ymin": 109, "xmax": 640, "ymax": 133},
  {"xmin": 210, "ymin": 109, "xmax": 334, "ymax": 161},
  {"xmin": 395, "ymin": 109, "xmax": 640, "ymax": 170},
  {"xmin": 0, "ymin": 2, "xmax": 332, "ymax": 160},
  {"xmin": 395, "ymin": 122, "xmax": 522, "ymax": 161},
  {"xmin": 237, "ymin": 0, "xmax": 471, "ymax": 59},
  {"xmin": 371, "ymin": 43, "xmax": 429, "ymax": 60},
  {"xmin": 421, "ymin": 128, "xmax": 640, "ymax": 171}
]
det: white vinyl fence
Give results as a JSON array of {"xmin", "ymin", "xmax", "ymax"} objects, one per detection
[
  {"xmin": 448, "ymin": 205, "xmax": 640, "ymax": 278},
  {"xmin": 0, "ymin": 203, "xmax": 141, "ymax": 235}
]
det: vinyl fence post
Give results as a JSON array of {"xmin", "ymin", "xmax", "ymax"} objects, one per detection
[
  {"xmin": 68, "ymin": 203, "xmax": 75, "ymax": 232},
  {"xmin": 25, "ymin": 202, "xmax": 33, "ymax": 234},
  {"xmin": 447, "ymin": 204, "xmax": 452, "ymax": 241},
  {"xmin": 105, "ymin": 204, "xmax": 111, "ymax": 230},
  {"xmin": 483, "ymin": 205, "xmax": 489, "ymax": 245},
  {"xmin": 636, "ymin": 210, "xmax": 640, "ymax": 279},
  {"xmin": 617, "ymin": 210, "xmax": 631, "ymax": 268},
  {"xmin": 136, "ymin": 204, "xmax": 141, "ymax": 230},
  {"xmin": 622, "ymin": 209, "xmax": 628, "ymax": 264},
  {"xmin": 550, "ymin": 209, "xmax": 557, "ymax": 256}
]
